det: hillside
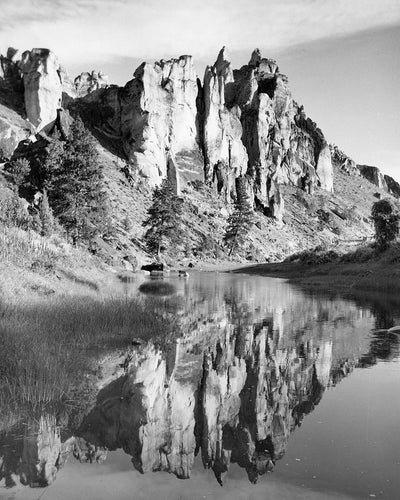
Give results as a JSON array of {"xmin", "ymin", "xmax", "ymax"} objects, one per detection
[{"xmin": 1, "ymin": 46, "xmax": 399, "ymax": 272}]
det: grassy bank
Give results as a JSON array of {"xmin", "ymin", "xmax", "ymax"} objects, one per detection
[
  {"xmin": 0, "ymin": 293, "xmax": 177, "ymax": 431},
  {"xmin": 234, "ymin": 243, "xmax": 400, "ymax": 294}
]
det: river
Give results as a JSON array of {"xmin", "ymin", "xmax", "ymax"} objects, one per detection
[{"xmin": 1, "ymin": 271, "xmax": 400, "ymax": 499}]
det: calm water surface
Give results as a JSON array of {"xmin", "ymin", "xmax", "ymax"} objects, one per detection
[{"xmin": 1, "ymin": 271, "xmax": 400, "ymax": 500}]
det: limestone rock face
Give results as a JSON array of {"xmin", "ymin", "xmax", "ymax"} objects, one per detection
[
  {"xmin": 358, "ymin": 164, "xmax": 388, "ymax": 190},
  {"xmin": 71, "ymin": 46, "xmax": 336, "ymax": 217},
  {"xmin": 120, "ymin": 55, "xmax": 201, "ymax": 190},
  {"xmin": 0, "ymin": 105, "xmax": 31, "ymax": 158},
  {"xmin": 19, "ymin": 49, "xmax": 62, "ymax": 131},
  {"xmin": 200, "ymin": 48, "xmax": 333, "ymax": 218},
  {"xmin": 383, "ymin": 174, "xmax": 400, "ymax": 198},
  {"xmin": 0, "ymin": 48, "xmax": 22, "ymax": 92},
  {"xmin": 202, "ymin": 47, "xmax": 248, "ymax": 198}
]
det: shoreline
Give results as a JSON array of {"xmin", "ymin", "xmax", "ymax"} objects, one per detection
[{"xmin": 231, "ymin": 259, "xmax": 399, "ymax": 293}]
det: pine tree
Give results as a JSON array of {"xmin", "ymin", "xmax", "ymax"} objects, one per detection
[
  {"xmin": 142, "ymin": 178, "xmax": 183, "ymax": 256},
  {"xmin": 39, "ymin": 190, "xmax": 55, "ymax": 237},
  {"xmin": 47, "ymin": 116, "xmax": 109, "ymax": 244},
  {"xmin": 224, "ymin": 178, "xmax": 254, "ymax": 256},
  {"xmin": 5, "ymin": 157, "xmax": 30, "ymax": 188}
]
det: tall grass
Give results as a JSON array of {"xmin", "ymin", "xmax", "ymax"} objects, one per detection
[
  {"xmin": 0, "ymin": 294, "xmax": 177, "ymax": 429},
  {"xmin": 0, "ymin": 224, "xmax": 59, "ymax": 268},
  {"xmin": 0, "ymin": 223, "xmax": 101, "ymax": 276}
]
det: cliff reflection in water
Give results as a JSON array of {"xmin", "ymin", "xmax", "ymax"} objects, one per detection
[{"xmin": 1, "ymin": 273, "xmax": 399, "ymax": 489}]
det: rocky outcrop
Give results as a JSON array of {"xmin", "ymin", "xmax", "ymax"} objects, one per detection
[
  {"xmin": 383, "ymin": 174, "xmax": 400, "ymax": 198},
  {"xmin": 330, "ymin": 145, "xmax": 359, "ymax": 176},
  {"xmin": 197, "ymin": 48, "xmax": 334, "ymax": 217},
  {"xmin": 356, "ymin": 164, "xmax": 400, "ymax": 199},
  {"xmin": 5, "ymin": 44, "xmax": 399, "ymax": 222},
  {"xmin": 202, "ymin": 47, "xmax": 248, "ymax": 198},
  {"xmin": 74, "ymin": 71, "xmax": 108, "ymax": 97},
  {"xmin": 73, "ymin": 47, "xmax": 334, "ymax": 215},
  {"xmin": 119, "ymin": 55, "xmax": 202, "ymax": 190},
  {"xmin": 358, "ymin": 164, "xmax": 388, "ymax": 190},
  {"xmin": 0, "ymin": 48, "xmax": 22, "ymax": 94},
  {"xmin": 0, "ymin": 104, "xmax": 31, "ymax": 158},
  {"xmin": 19, "ymin": 49, "xmax": 63, "ymax": 131}
]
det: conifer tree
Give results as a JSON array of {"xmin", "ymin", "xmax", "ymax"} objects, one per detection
[
  {"xmin": 46, "ymin": 116, "xmax": 108, "ymax": 244},
  {"xmin": 5, "ymin": 157, "xmax": 30, "ymax": 188},
  {"xmin": 224, "ymin": 177, "xmax": 254, "ymax": 256},
  {"xmin": 39, "ymin": 190, "xmax": 55, "ymax": 237},
  {"xmin": 142, "ymin": 178, "xmax": 183, "ymax": 256}
]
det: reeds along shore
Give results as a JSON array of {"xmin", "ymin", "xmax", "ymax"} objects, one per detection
[{"xmin": 0, "ymin": 294, "xmax": 176, "ymax": 431}]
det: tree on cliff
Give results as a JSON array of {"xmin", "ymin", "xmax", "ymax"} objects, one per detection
[
  {"xmin": 371, "ymin": 198, "xmax": 399, "ymax": 250},
  {"xmin": 224, "ymin": 177, "xmax": 254, "ymax": 256},
  {"xmin": 142, "ymin": 178, "xmax": 183, "ymax": 256},
  {"xmin": 46, "ymin": 116, "xmax": 109, "ymax": 244}
]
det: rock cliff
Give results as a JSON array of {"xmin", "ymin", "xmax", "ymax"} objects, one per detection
[
  {"xmin": 0, "ymin": 44, "xmax": 397, "ymax": 231},
  {"xmin": 19, "ymin": 49, "xmax": 63, "ymax": 131}
]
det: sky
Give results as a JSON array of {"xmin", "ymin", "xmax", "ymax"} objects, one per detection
[{"xmin": 0, "ymin": 0, "xmax": 399, "ymax": 179}]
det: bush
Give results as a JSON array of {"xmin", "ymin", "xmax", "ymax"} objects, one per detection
[
  {"xmin": 371, "ymin": 198, "xmax": 399, "ymax": 250},
  {"xmin": 340, "ymin": 245, "xmax": 377, "ymax": 263},
  {"xmin": 285, "ymin": 247, "xmax": 340, "ymax": 265}
]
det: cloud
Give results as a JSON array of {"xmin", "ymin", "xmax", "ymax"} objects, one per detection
[{"xmin": 0, "ymin": 0, "xmax": 399, "ymax": 69}]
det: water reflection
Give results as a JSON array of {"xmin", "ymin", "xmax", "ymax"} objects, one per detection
[{"xmin": 1, "ymin": 273, "xmax": 399, "ymax": 492}]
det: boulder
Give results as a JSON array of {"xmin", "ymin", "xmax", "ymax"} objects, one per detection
[{"xmin": 141, "ymin": 262, "xmax": 166, "ymax": 272}]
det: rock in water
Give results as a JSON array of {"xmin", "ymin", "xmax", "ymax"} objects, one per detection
[{"xmin": 19, "ymin": 49, "xmax": 62, "ymax": 131}]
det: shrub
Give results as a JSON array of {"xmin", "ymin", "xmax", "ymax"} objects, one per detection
[
  {"xmin": 340, "ymin": 245, "xmax": 377, "ymax": 263},
  {"xmin": 371, "ymin": 198, "xmax": 399, "ymax": 250},
  {"xmin": 285, "ymin": 247, "xmax": 339, "ymax": 265}
]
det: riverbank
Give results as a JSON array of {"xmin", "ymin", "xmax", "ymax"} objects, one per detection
[{"xmin": 233, "ymin": 246, "xmax": 400, "ymax": 294}]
